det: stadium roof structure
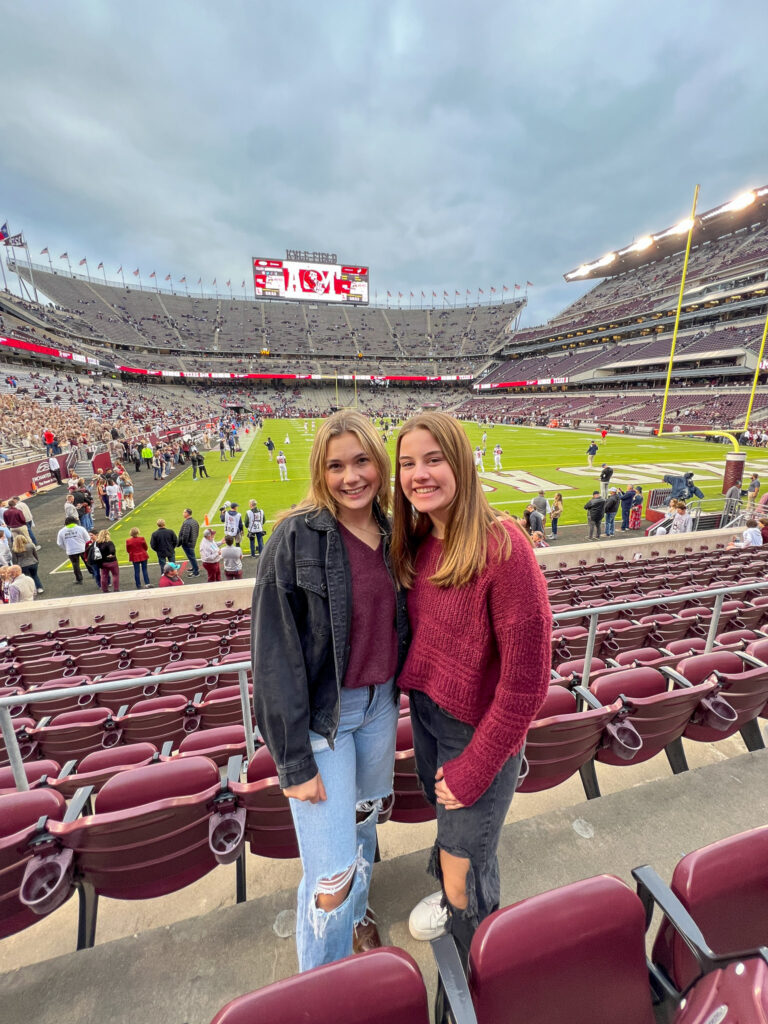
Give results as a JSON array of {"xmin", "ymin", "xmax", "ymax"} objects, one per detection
[{"xmin": 564, "ymin": 186, "xmax": 768, "ymax": 283}]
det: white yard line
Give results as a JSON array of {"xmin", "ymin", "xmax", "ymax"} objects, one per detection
[{"xmin": 205, "ymin": 429, "xmax": 257, "ymax": 524}]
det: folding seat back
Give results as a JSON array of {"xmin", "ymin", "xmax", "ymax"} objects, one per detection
[
  {"xmin": 551, "ymin": 627, "xmax": 597, "ymax": 667},
  {"xmin": 715, "ymin": 629, "xmax": 764, "ymax": 651},
  {"xmin": 211, "ymin": 652, "xmax": 252, "ymax": 689},
  {"xmin": 18, "ymin": 656, "xmax": 78, "ymax": 686},
  {"xmin": 199, "ymin": 685, "xmax": 253, "ymax": 730},
  {"xmin": 50, "ymin": 742, "xmax": 158, "ymax": 799},
  {"xmin": 0, "ymin": 685, "xmax": 27, "ymax": 718},
  {"xmin": 19, "ymin": 756, "xmax": 227, "ymax": 947},
  {"xmin": 0, "ymin": 760, "xmax": 61, "ymax": 795},
  {"xmin": 597, "ymin": 620, "xmax": 653, "ymax": 655},
  {"xmin": 177, "ymin": 725, "xmax": 247, "ymax": 766},
  {"xmin": 75, "ymin": 648, "xmax": 131, "ymax": 676},
  {"xmin": 149, "ymin": 625, "xmax": 188, "ymax": 643},
  {"xmin": 675, "ymin": 651, "xmax": 768, "ymax": 745},
  {"xmin": 552, "ymin": 657, "xmax": 607, "ymax": 687},
  {"xmin": 26, "ymin": 677, "xmax": 95, "ymax": 721},
  {"xmin": 36, "ymin": 707, "xmax": 120, "ymax": 762},
  {"xmin": 590, "ymin": 669, "xmax": 718, "ymax": 766},
  {"xmin": 638, "ymin": 614, "xmax": 692, "ymax": 644},
  {"xmin": 209, "ymin": 948, "xmax": 430, "ymax": 1024},
  {"xmin": 175, "ymin": 636, "xmax": 221, "ymax": 663},
  {"xmin": 467, "ymin": 875, "xmax": 655, "ymax": 1024},
  {"xmin": 62, "ymin": 634, "xmax": 109, "ymax": 656},
  {"xmin": 231, "ymin": 748, "xmax": 301, "ymax": 858},
  {"xmin": 118, "ymin": 694, "xmax": 198, "ymax": 748},
  {"xmin": 158, "ymin": 659, "xmax": 215, "ymax": 700},
  {"xmin": 220, "ymin": 630, "xmax": 250, "ymax": 656},
  {"xmin": 128, "ymin": 641, "xmax": 181, "ymax": 672},
  {"xmin": 519, "ymin": 692, "xmax": 623, "ymax": 794},
  {"xmin": 652, "ymin": 825, "xmax": 768, "ymax": 991},
  {"xmin": 0, "ymin": 787, "xmax": 69, "ymax": 939},
  {"xmin": 94, "ymin": 668, "xmax": 157, "ymax": 713},
  {"xmin": 746, "ymin": 638, "xmax": 768, "ymax": 664},
  {"xmin": 663, "ymin": 638, "xmax": 708, "ymax": 657},
  {"xmin": 195, "ymin": 618, "xmax": 232, "ymax": 638}
]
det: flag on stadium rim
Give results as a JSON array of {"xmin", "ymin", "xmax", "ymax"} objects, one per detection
[
  {"xmin": 514, "ymin": 283, "xmax": 520, "ymax": 289},
  {"xmin": 502, "ymin": 285, "xmax": 509, "ymax": 291},
  {"xmin": 97, "ymin": 262, "xmax": 104, "ymax": 270},
  {"xmin": 133, "ymin": 269, "xmax": 140, "ymax": 276},
  {"xmin": 0, "ymin": 223, "xmax": 8, "ymax": 242},
  {"xmin": 491, "ymin": 286, "xmax": 496, "ymax": 293},
  {"xmin": 4, "ymin": 233, "xmax": 24, "ymax": 246},
  {"xmin": 421, "ymin": 290, "xmax": 425, "ymax": 297},
  {"xmin": 40, "ymin": 247, "xmax": 49, "ymax": 255},
  {"xmin": 443, "ymin": 290, "xmax": 448, "ymax": 296},
  {"xmin": 226, "ymin": 280, "xmax": 231, "ymax": 287},
  {"xmin": 117, "ymin": 266, "xmax": 122, "ymax": 274},
  {"xmin": 241, "ymin": 280, "xmax": 245, "ymax": 288},
  {"xmin": 466, "ymin": 288, "xmax": 471, "ymax": 294},
  {"xmin": 432, "ymin": 290, "xmax": 437, "ymax": 297},
  {"xmin": 387, "ymin": 290, "xmax": 391, "ymax": 297},
  {"xmin": 60, "ymin": 252, "xmax": 68, "ymax": 259},
  {"xmin": 179, "ymin": 276, "xmax": 186, "ymax": 283},
  {"xmin": 197, "ymin": 278, "xmax": 202, "ymax": 285},
  {"xmin": 149, "ymin": 271, "xmax": 156, "ymax": 278},
  {"xmin": 165, "ymin": 274, "xmax": 171, "ymax": 281},
  {"xmin": 398, "ymin": 291, "xmax": 403, "ymax": 298},
  {"xmin": 527, "ymin": 280, "xmax": 534, "ymax": 286},
  {"xmin": 479, "ymin": 288, "xmax": 484, "ymax": 294},
  {"xmin": 410, "ymin": 291, "xmax": 414, "ymax": 297},
  {"xmin": 455, "ymin": 290, "xmax": 460, "ymax": 296},
  {"xmin": 79, "ymin": 258, "xmax": 87, "ymax": 266},
  {"xmin": 212, "ymin": 278, "xmax": 216, "ymax": 285}
]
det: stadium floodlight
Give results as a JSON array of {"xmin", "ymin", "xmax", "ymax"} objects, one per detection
[
  {"xmin": 595, "ymin": 252, "xmax": 616, "ymax": 268},
  {"xmin": 630, "ymin": 235, "xmax": 653, "ymax": 252},
  {"xmin": 722, "ymin": 190, "xmax": 756, "ymax": 213}
]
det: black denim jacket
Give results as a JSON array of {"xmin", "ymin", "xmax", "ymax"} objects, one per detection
[{"xmin": 250, "ymin": 504, "xmax": 409, "ymax": 789}]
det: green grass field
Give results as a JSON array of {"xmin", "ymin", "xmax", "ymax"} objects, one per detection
[{"xmin": 53, "ymin": 420, "xmax": 768, "ymax": 570}]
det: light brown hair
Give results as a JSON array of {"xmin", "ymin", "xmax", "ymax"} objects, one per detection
[
  {"xmin": 391, "ymin": 411, "xmax": 524, "ymax": 589},
  {"xmin": 276, "ymin": 410, "xmax": 391, "ymax": 525}
]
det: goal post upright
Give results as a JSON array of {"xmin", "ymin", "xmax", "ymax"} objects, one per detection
[
  {"xmin": 743, "ymin": 302, "xmax": 768, "ymax": 431},
  {"xmin": 658, "ymin": 183, "xmax": 700, "ymax": 436}
]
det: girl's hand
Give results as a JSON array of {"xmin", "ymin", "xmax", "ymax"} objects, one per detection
[
  {"xmin": 283, "ymin": 773, "xmax": 327, "ymax": 804},
  {"xmin": 435, "ymin": 766, "xmax": 465, "ymax": 810}
]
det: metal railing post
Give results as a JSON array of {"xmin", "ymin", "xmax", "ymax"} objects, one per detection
[
  {"xmin": 581, "ymin": 612, "xmax": 599, "ymax": 682},
  {"xmin": 0, "ymin": 706, "xmax": 28, "ymax": 791},
  {"xmin": 238, "ymin": 669, "xmax": 256, "ymax": 761},
  {"xmin": 704, "ymin": 592, "xmax": 725, "ymax": 653}
]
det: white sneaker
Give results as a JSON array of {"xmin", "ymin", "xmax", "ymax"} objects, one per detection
[{"xmin": 408, "ymin": 890, "xmax": 447, "ymax": 940}]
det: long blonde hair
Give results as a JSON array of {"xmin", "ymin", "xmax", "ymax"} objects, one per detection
[
  {"xmin": 276, "ymin": 410, "xmax": 391, "ymax": 525},
  {"xmin": 391, "ymin": 412, "xmax": 523, "ymax": 589}
]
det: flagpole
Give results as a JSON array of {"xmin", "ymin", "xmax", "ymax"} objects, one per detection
[
  {"xmin": 45, "ymin": 251, "xmax": 54, "ymax": 274},
  {"xmin": 24, "ymin": 244, "xmax": 39, "ymax": 302},
  {"xmin": 119, "ymin": 268, "xmax": 126, "ymax": 289},
  {"xmin": 66, "ymin": 254, "xmax": 72, "ymax": 276},
  {"xmin": 83, "ymin": 258, "xmax": 91, "ymax": 283},
  {"xmin": 101, "ymin": 264, "xmax": 107, "ymax": 286},
  {"xmin": 0, "ymin": 243, "xmax": 7, "ymax": 293}
]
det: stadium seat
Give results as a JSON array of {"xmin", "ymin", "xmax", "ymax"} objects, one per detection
[
  {"xmin": 198, "ymin": 685, "xmax": 254, "ymax": 731},
  {"xmin": 0, "ymin": 760, "xmax": 61, "ymax": 795},
  {"xmin": 176, "ymin": 725, "xmax": 247, "ymax": 766},
  {"xmin": 517, "ymin": 687, "xmax": 626, "ymax": 798},
  {"xmin": 0, "ymin": 787, "xmax": 70, "ymax": 939},
  {"xmin": 460, "ymin": 875, "xmax": 656, "ymax": 1024},
  {"xmin": 587, "ymin": 667, "xmax": 722, "ymax": 777},
  {"xmin": 50, "ymin": 743, "xmax": 159, "ymax": 799},
  {"xmin": 117, "ymin": 694, "xmax": 201, "ymax": 748},
  {"xmin": 75, "ymin": 648, "xmax": 132, "ymax": 677},
  {"xmin": 0, "ymin": 717, "xmax": 39, "ymax": 766},
  {"xmin": 93, "ymin": 668, "xmax": 157, "ymax": 713},
  {"xmin": 19, "ymin": 755, "xmax": 237, "ymax": 948},
  {"xmin": 665, "ymin": 651, "xmax": 768, "ymax": 752},
  {"xmin": 17, "ymin": 656, "xmax": 78, "ymax": 686},
  {"xmin": 25, "ymin": 677, "xmax": 95, "ymax": 721},
  {"xmin": 34, "ymin": 707, "xmax": 121, "ymax": 763},
  {"xmin": 158, "ymin": 659, "xmax": 216, "ymax": 700},
  {"xmin": 651, "ymin": 825, "xmax": 768, "ymax": 991},
  {"xmin": 209, "ymin": 948, "xmax": 430, "ymax": 1024}
]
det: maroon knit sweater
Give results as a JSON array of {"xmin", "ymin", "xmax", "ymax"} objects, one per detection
[{"xmin": 398, "ymin": 520, "xmax": 552, "ymax": 807}]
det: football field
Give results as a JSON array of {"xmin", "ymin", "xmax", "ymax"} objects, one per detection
[{"xmin": 53, "ymin": 419, "xmax": 768, "ymax": 570}]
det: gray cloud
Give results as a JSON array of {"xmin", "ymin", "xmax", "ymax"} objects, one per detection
[{"xmin": 1, "ymin": 0, "xmax": 767, "ymax": 322}]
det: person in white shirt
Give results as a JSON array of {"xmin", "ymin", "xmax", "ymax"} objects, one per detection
[
  {"xmin": 220, "ymin": 535, "xmax": 243, "ymax": 579},
  {"xmin": 56, "ymin": 516, "xmax": 91, "ymax": 584},
  {"xmin": 473, "ymin": 447, "xmax": 485, "ymax": 473},
  {"xmin": 493, "ymin": 444, "xmax": 502, "ymax": 471},
  {"xmin": 245, "ymin": 499, "xmax": 266, "ymax": 556},
  {"xmin": 669, "ymin": 503, "xmax": 692, "ymax": 534},
  {"xmin": 729, "ymin": 519, "xmax": 763, "ymax": 548},
  {"xmin": 277, "ymin": 450, "xmax": 288, "ymax": 481},
  {"xmin": 200, "ymin": 528, "xmax": 224, "ymax": 583},
  {"xmin": 106, "ymin": 481, "xmax": 121, "ymax": 520}
]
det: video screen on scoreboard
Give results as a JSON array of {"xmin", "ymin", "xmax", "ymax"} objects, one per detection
[{"xmin": 252, "ymin": 258, "xmax": 369, "ymax": 305}]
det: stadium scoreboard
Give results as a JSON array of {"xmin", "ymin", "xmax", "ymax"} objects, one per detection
[{"xmin": 252, "ymin": 257, "xmax": 369, "ymax": 305}]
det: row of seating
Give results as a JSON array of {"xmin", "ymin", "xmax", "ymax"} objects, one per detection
[{"xmin": 209, "ymin": 824, "xmax": 768, "ymax": 1024}]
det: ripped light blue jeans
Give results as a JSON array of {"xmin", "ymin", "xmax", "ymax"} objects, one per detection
[{"xmin": 290, "ymin": 678, "xmax": 397, "ymax": 972}]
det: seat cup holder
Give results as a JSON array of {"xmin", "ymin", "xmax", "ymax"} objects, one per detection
[
  {"xmin": 209, "ymin": 806, "xmax": 246, "ymax": 865},
  {"xmin": 20, "ymin": 848, "xmax": 74, "ymax": 916},
  {"xmin": 182, "ymin": 715, "xmax": 201, "ymax": 733},
  {"xmin": 605, "ymin": 720, "xmax": 643, "ymax": 760},
  {"xmin": 699, "ymin": 694, "xmax": 738, "ymax": 731}
]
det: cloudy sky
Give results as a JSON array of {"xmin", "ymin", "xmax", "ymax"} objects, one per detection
[{"xmin": 2, "ymin": 0, "xmax": 767, "ymax": 324}]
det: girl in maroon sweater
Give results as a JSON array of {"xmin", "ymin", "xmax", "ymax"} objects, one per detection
[
  {"xmin": 392, "ymin": 412, "xmax": 551, "ymax": 1019},
  {"xmin": 126, "ymin": 527, "xmax": 151, "ymax": 589}
]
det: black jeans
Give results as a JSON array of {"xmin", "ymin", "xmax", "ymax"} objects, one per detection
[
  {"xmin": 69, "ymin": 552, "xmax": 84, "ymax": 582},
  {"xmin": 409, "ymin": 689, "xmax": 522, "ymax": 957}
]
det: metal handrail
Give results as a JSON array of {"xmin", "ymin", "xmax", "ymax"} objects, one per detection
[
  {"xmin": 0, "ymin": 659, "xmax": 254, "ymax": 793},
  {"xmin": 553, "ymin": 577, "xmax": 768, "ymax": 690}
]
